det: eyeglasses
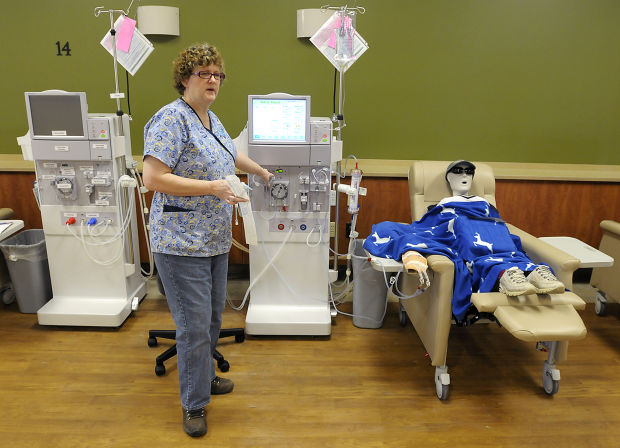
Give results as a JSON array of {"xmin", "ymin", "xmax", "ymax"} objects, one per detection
[
  {"xmin": 192, "ymin": 71, "xmax": 226, "ymax": 81},
  {"xmin": 450, "ymin": 167, "xmax": 475, "ymax": 175}
]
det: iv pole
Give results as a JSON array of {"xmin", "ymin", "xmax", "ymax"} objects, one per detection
[
  {"xmin": 322, "ymin": 4, "xmax": 365, "ymax": 272},
  {"xmin": 94, "ymin": 0, "xmax": 135, "ymax": 118},
  {"xmin": 94, "ymin": 1, "xmax": 136, "ymax": 266}
]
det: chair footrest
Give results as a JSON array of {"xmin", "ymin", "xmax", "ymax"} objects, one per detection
[
  {"xmin": 471, "ymin": 291, "xmax": 586, "ymax": 312},
  {"xmin": 493, "ymin": 304, "xmax": 587, "ymax": 342}
]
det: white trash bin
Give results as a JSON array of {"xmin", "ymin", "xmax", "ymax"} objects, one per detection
[
  {"xmin": 352, "ymin": 239, "xmax": 388, "ymax": 328},
  {"xmin": 0, "ymin": 229, "xmax": 52, "ymax": 313}
]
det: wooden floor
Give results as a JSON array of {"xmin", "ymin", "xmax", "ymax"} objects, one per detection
[{"xmin": 1, "ymin": 280, "xmax": 620, "ymax": 448}]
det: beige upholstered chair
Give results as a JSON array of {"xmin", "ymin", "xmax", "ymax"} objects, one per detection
[
  {"xmin": 590, "ymin": 220, "xmax": 620, "ymax": 315},
  {"xmin": 394, "ymin": 161, "xmax": 587, "ymax": 399},
  {"xmin": 0, "ymin": 208, "xmax": 13, "ymax": 220}
]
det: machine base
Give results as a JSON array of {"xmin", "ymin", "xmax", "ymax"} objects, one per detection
[
  {"xmin": 245, "ymin": 303, "xmax": 332, "ymax": 336},
  {"xmin": 37, "ymin": 283, "xmax": 146, "ymax": 327}
]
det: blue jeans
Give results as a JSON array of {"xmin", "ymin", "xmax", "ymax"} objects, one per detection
[{"xmin": 154, "ymin": 252, "xmax": 229, "ymax": 410}]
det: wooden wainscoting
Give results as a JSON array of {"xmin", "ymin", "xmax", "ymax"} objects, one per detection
[
  {"xmin": 343, "ymin": 177, "xmax": 620, "ymax": 251},
  {"xmin": 495, "ymin": 179, "xmax": 620, "ymax": 247},
  {"xmin": 0, "ymin": 171, "xmax": 41, "ymax": 229},
  {"xmin": 1, "ymin": 172, "xmax": 619, "ymax": 263}
]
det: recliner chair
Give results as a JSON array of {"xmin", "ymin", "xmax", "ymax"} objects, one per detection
[
  {"xmin": 380, "ymin": 161, "xmax": 587, "ymax": 400},
  {"xmin": 0, "ymin": 208, "xmax": 13, "ymax": 220}
]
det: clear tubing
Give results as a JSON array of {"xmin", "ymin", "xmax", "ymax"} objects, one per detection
[{"xmin": 227, "ymin": 226, "xmax": 294, "ymax": 311}]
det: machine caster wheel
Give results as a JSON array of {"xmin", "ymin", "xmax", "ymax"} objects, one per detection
[
  {"xmin": 218, "ymin": 359, "xmax": 230, "ymax": 372},
  {"xmin": 437, "ymin": 384, "xmax": 450, "ymax": 401},
  {"xmin": 435, "ymin": 366, "xmax": 450, "ymax": 401},
  {"xmin": 398, "ymin": 303, "xmax": 407, "ymax": 326},
  {"xmin": 147, "ymin": 337, "xmax": 158, "ymax": 347},
  {"xmin": 543, "ymin": 361, "xmax": 560, "ymax": 395},
  {"xmin": 595, "ymin": 292, "xmax": 607, "ymax": 316},
  {"xmin": 155, "ymin": 364, "xmax": 166, "ymax": 376},
  {"xmin": 235, "ymin": 334, "xmax": 245, "ymax": 343},
  {"xmin": 399, "ymin": 310, "xmax": 407, "ymax": 326},
  {"xmin": 1, "ymin": 287, "xmax": 15, "ymax": 305}
]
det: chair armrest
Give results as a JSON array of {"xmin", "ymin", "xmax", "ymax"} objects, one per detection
[
  {"xmin": 507, "ymin": 224, "xmax": 580, "ymax": 289},
  {"xmin": 367, "ymin": 251, "xmax": 454, "ymax": 274},
  {"xmin": 0, "ymin": 208, "xmax": 14, "ymax": 220},
  {"xmin": 601, "ymin": 220, "xmax": 620, "ymax": 236},
  {"xmin": 426, "ymin": 254, "xmax": 454, "ymax": 273}
]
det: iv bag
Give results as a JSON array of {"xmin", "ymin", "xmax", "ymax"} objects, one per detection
[{"xmin": 310, "ymin": 11, "xmax": 369, "ymax": 73}]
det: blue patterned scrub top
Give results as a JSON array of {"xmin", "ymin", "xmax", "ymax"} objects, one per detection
[{"xmin": 143, "ymin": 98, "xmax": 237, "ymax": 257}]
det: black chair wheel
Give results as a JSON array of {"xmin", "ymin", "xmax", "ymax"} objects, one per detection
[
  {"xmin": 235, "ymin": 334, "xmax": 245, "ymax": 343},
  {"xmin": 148, "ymin": 337, "xmax": 158, "ymax": 347},
  {"xmin": 155, "ymin": 364, "xmax": 166, "ymax": 376},
  {"xmin": 399, "ymin": 310, "xmax": 407, "ymax": 326},
  {"xmin": 218, "ymin": 359, "xmax": 230, "ymax": 372}
]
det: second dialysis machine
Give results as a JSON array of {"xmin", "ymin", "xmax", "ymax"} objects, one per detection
[
  {"xmin": 245, "ymin": 93, "xmax": 333, "ymax": 336},
  {"xmin": 24, "ymin": 90, "xmax": 146, "ymax": 327}
]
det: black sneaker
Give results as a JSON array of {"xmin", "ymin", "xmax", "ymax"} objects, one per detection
[
  {"xmin": 182, "ymin": 408, "xmax": 207, "ymax": 437},
  {"xmin": 211, "ymin": 376, "xmax": 234, "ymax": 395}
]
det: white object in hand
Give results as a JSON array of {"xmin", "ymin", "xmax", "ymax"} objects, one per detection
[{"xmin": 225, "ymin": 174, "xmax": 257, "ymax": 246}]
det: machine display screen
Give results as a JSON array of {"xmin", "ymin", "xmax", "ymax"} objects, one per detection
[
  {"xmin": 250, "ymin": 97, "xmax": 309, "ymax": 143},
  {"xmin": 27, "ymin": 93, "xmax": 87, "ymax": 139}
]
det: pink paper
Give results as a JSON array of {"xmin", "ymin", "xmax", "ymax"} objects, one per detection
[
  {"xmin": 116, "ymin": 16, "xmax": 136, "ymax": 53},
  {"xmin": 327, "ymin": 16, "xmax": 341, "ymax": 49},
  {"xmin": 327, "ymin": 16, "xmax": 353, "ymax": 50}
]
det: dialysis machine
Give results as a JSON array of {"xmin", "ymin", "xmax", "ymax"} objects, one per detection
[
  {"xmin": 24, "ymin": 90, "xmax": 146, "ymax": 326},
  {"xmin": 245, "ymin": 93, "xmax": 333, "ymax": 336}
]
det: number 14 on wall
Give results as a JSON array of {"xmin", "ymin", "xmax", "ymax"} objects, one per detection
[{"xmin": 56, "ymin": 41, "xmax": 71, "ymax": 56}]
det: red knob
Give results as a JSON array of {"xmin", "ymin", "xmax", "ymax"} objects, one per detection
[{"xmin": 66, "ymin": 217, "xmax": 76, "ymax": 225}]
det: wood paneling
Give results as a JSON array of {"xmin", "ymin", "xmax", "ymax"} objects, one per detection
[
  {"xmin": 0, "ymin": 172, "xmax": 41, "ymax": 229},
  {"xmin": 343, "ymin": 178, "xmax": 620, "ymax": 250},
  {"xmin": 495, "ymin": 180, "xmax": 620, "ymax": 247},
  {"xmin": 2, "ymin": 172, "xmax": 619, "ymax": 262},
  {"xmin": 334, "ymin": 177, "xmax": 411, "ymax": 257}
]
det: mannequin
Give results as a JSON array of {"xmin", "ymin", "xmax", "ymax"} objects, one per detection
[
  {"xmin": 401, "ymin": 160, "xmax": 476, "ymax": 278},
  {"xmin": 364, "ymin": 160, "xmax": 565, "ymax": 321}
]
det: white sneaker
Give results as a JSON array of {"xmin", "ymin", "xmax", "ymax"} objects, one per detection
[
  {"xmin": 499, "ymin": 267, "xmax": 537, "ymax": 296},
  {"xmin": 526, "ymin": 265, "xmax": 565, "ymax": 294}
]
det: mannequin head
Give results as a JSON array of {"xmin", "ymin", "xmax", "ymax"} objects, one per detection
[{"xmin": 445, "ymin": 160, "xmax": 476, "ymax": 196}]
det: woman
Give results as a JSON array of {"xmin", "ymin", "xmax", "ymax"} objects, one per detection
[{"xmin": 142, "ymin": 43, "xmax": 272, "ymax": 438}]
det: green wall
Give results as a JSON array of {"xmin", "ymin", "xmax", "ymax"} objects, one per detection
[{"xmin": 2, "ymin": 0, "xmax": 619, "ymax": 164}]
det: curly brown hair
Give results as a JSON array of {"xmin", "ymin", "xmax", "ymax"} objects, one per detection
[{"xmin": 172, "ymin": 43, "xmax": 225, "ymax": 95}]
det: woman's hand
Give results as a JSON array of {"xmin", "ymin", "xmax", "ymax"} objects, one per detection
[
  {"xmin": 209, "ymin": 179, "xmax": 248, "ymax": 205},
  {"xmin": 258, "ymin": 167, "xmax": 274, "ymax": 187},
  {"xmin": 234, "ymin": 152, "xmax": 273, "ymax": 187}
]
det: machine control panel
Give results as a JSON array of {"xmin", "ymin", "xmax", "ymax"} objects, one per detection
[
  {"xmin": 61, "ymin": 211, "xmax": 117, "ymax": 227},
  {"xmin": 268, "ymin": 217, "xmax": 325, "ymax": 234},
  {"xmin": 87, "ymin": 118, "xmax": 111, "ymax": 140},
  {"xmin": 310, "ymin": 117, "xmax": 331, "ymax": 144},
  {"xmin": 36, "ymin": 160, "xmax": 116, "ymax": 207},
  {"xmin": 250, "ymin": 165, "xmax": 330, "ymax": 215}
]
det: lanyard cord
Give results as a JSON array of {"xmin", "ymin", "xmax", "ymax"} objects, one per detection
[{"xmin": 180, "ymin": 97, "xmax": 235, "ymax": 162}]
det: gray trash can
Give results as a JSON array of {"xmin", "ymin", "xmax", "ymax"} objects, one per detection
[
  {"xmin": 352, "ymin": 239, "xmax": 388, "ymax": 328},
  {"xmin": 0, "ymin": 229, "xmax": 52, "ymax": 313}
]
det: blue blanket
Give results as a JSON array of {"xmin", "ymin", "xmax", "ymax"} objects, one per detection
[{"xmin": 363, "ymin": 196, "xmax": 538, "ymax": 321}]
